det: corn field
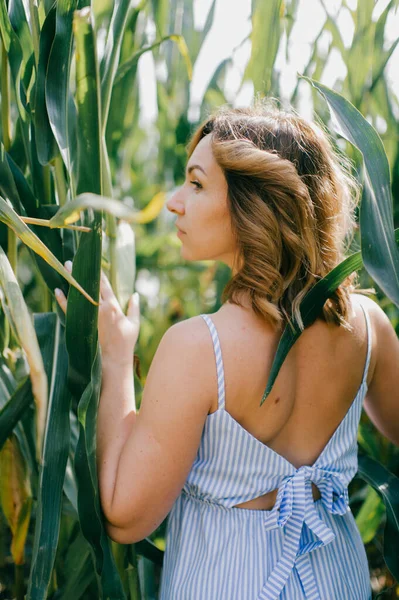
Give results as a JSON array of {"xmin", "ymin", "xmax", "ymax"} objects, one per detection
[{"xmin": 0, "ymin": 0, "xmax": 399, "ymax": 598}]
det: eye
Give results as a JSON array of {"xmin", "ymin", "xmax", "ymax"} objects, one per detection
[{"xmin": 190, "ymin": 180, "xmax": 202, "ymax": 190}]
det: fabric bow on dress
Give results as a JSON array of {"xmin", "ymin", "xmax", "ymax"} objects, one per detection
[{"xmin": 258, "ymin": 465, "xmax": 349, "ymax": 600}]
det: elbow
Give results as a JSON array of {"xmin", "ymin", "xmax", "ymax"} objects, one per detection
[
  {"xmin": 101, "ymin": 500, "xmax": 152, "ymax": 544},
  {"xmin": 104, "ymin": 519, "xmax": 144, "ymax": 544},
  {"xmin": 100, "ymin": 492, "xmax": 137, "ymax": 538},
  {"xmin": 103, "ymin": 508, "xmax": 163, "ymax": 544},
  {"xmin": 104, "ymin": 515, "xmax": 157, "ymax": 544},
  {"xmin": 100, "ymin": 489, "xmax": 166, "ymax": 543},
  {"xmin": 101, "ymin": 498, "xmax": 137, "ymax": 533}
]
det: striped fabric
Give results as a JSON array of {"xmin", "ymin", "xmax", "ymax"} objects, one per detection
[{"xmin": 159, "ymin": 304, "xmax": 373, "ymax": 599}]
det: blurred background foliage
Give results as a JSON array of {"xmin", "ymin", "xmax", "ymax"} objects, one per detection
[{"xmin": 1, "ymin": 0, "xmax": 399, "ymax": 598}]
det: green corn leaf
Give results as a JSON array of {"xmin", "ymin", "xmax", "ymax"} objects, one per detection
[
  {"xmin": 356, "ymin": 486, "xmax": 385, "ymax": 545},
  {"xmin": 59, "ymin": 529, "xmax": 96, "ymax": 599},
  {"xmin": 345, "ymin": 0, "xmax": 375, "ymax": 105},
  {"xmin": 262, "ymin": 228, "xmax": 399, "ymax": 402},
  {"xmin": 357, "ymin": 452, "xmax": 399, "ymax": 580},
  {"xmin": 74, "ymin": 347, "xmax": 126, "ymax": 599},
  {"xmin": 0, "ymin": 148, "xmax": 79, "ymax": 294},
  {"xmin": 70, "ymin": 8, "xmax": 126, "ymax": 598},
  {"xmin": 49, "ymin": 192, "xmax": 138, "ymax": 227},
  {"xmin": 178, "ymin": 0, "xmax": 216, "ymax": 65},
  {"xmin": 115, "ymin": 34, "xmax": 192, "ymax": 86},
  {"xmin": 0, "ymin": 0, "xmax": 27, "ymax": 118},
  {"xmin": 8, "ymin": 0, "xmax": 34, "ymax": 71},
  {"xmin": 370, "ymin": 37, "xmax": 399, "ymax": 94},
  {"xmin": 303, "ymin": 78, "xmax": 399, "ymax": 308},
  {"xmin": 243, "ymin": 0, "xmax": 283, "ymax": 94},
  {"xmin": 0, "ymin": 195, "xmax": 97, "ymax": 306},
  {"xmin": 135, "ymin": 538, "xmax": 164, "ymax": 567},
  {"xmin": 0, "ymin": 246, "xmax": 48, "ymax": 461},
  {"xmin": 27, "ymin": 314, "xmax": 72, "ymax": 600},
  {"xmin": 100, "ymin": 0, "xmax": 134, "ymax": 131},
  {"xmin": 200, "ymin": 57, "xmax": 231, "ymax": 118},
  {"xmin": 0, "ymin": 376, "xmax": 31, "ymax": 451},
  {"xmin": 34, "ymin": 3, "xmax": 59, "ymax": 166},
  {"xmin": 0, "ymin": 357, "xmax": 33, "ymax": 480},
  {"xmin": 262, "ymin": 248, "xmax": 361, "ymax": 403},
  {"xmin": 0, "ymin": 143, "xmax": 26, "ymax": 215},
  {"xmin": 45, "ymin": 0, "xmax": 78, "ymax": 177},
  {"xmin": 74, "ymin": 8, "xmax": 102, "ymax": 196},
  {"xmin": 151, "ymin": 0, "xmax": 168, "ymax": 36},
  {"xmin": 49, "ymin": 191, "xmax": 165, "ymax": 228}
]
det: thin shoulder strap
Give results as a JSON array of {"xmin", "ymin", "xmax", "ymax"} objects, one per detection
[
  {"xmin": 200, "ymin": 314, "xmax": 226, "ymax": 411},
  {"xmin": 358, "ymin": 302, "xmax": 372, "ymax": 387}
]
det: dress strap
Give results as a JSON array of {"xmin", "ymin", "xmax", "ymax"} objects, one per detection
[
  {"xmin": 200, "ymin": 314, "xmax": 226, "ymax": 411},
  {"xmin": 358, "ymin": 302, "xmax": 372, "ymax": 387}
]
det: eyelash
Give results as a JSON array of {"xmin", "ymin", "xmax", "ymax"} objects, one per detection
[{"xmin": 190, "ymin": 180, "xmax": 202, "ymax": 190}]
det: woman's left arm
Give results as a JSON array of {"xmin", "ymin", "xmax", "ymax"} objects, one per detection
[
  {"xmin": 55, "ymin": 263, "xmax": 214, "ymax": 544},
  {"xmin": 99, "ymin": 319, "xmax": 214, "ymax": 544}
]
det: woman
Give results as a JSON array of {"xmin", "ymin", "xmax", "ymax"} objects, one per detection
[{"xmin": 55, "ymin": 100, "xmax": 399, "ymax": 599}]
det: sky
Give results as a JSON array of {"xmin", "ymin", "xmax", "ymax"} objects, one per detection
[{"xmin": 138, "ymin": 0, "xmax": 399, "ymax": 126}]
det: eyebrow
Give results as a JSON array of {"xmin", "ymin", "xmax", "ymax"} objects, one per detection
[{"xmin": 186, "ymin": 164, "xmax": 207, "ymax": 176}]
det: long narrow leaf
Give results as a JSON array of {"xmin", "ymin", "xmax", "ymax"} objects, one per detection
[
  {"xmin": 27, "ymin": 314, "xmax": 72, "ymax": 600},
  {"xmin": 100, "ymin": 0, "xmax": 133, "ymax": 130},
  {"xmin": 45, "ymin": 0, "xmax": 78, "ymax": 175},
  {"xmin": 0, "ymin": 246, "xmax": 47, "ymax": 461},
  {"xmin": 302, "ymin": 77, "xmax": 399, "ymax": 308},
  {"xmin": 262, "ymin": 228, "xmax": 399, "ymax": 403},
  {"xmin": 70, "ymin": 8, "xmax": 126, "ymax": 598},
  {"xmin": 0, "ymin": 376, "xmax": 32, "ymax": 451},
  {"xmin": 74, "ymin": 347, "xmax": 126, "ymax": 599},
  {"xmin": 243, "ymin": 0, "xmax": 282, "ymax": 94},
  {"xmin": 34, "ymin": 4, "xmax": 59, "ymax": 166},
  {"xmin": 49, "ymin": 191, "xmax": 165, "ymax": 227},
  {"xmin": 59, "ymin": 530, "xmax": 96, "ymax": 599},
  {"xmin": 115, "ymin": 35, "xmax": 192, "ymax": 86},
  {"xmin": 0, "ymin": 0, "xmax": 27, "ymax": 118},
  {"xmin": 0, "ymin": 195, "xmax": 97, "ymax": 305},
  {"xmin": 357, "ymin": 452, "xmax": 399, "ymax": 580}
]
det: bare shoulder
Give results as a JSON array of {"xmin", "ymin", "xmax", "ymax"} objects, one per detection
[
  {"xmin": 349, "ymin": 292, "xmax": 395, "ymax": 338},
  {"xmin": 159, "ymin": 314, "xmax": 218, "ymax": 402},
  {"xmin": 162, "ymin": 314, "xmax": 213, "ymax": 349}
]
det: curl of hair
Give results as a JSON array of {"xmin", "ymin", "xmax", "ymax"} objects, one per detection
[{"xmin": 187, "ymin": 99, "xmax": 374, "ymax": 332}]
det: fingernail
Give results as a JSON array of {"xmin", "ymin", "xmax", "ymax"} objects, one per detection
[
  {"xmin": 55, "ymin": 288, "xmax": 62, "ymax": 297},
  {"xmin": 65, "ymin": 260, "xmax": 72, "ymax": 270}
]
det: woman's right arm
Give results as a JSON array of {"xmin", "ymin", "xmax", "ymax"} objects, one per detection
[{"xmin": 363, "ymin": 297, "xmax": 399, "ymax": 447}]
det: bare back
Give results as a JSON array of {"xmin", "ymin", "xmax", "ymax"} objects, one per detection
[{"xmin": 206, "ymin": 292, "xmax": 376, "ymax": 510}]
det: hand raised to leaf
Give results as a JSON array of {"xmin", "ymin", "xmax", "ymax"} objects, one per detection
[{"xmin": 54, "ymin": 261, "xmax": 140, "ymax": 366}]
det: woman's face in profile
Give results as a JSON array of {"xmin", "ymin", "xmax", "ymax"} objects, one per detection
[{"xmin": 166, "ymin": 134, "xmax": 237, "ymax": 268}]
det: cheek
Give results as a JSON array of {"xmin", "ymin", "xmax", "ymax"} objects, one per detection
[{"xmin": 185, "ymin": 214, "xmax": 235, "ymax": 258}]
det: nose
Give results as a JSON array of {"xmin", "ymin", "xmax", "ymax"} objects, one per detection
[{"xmin": 166, "ymin": 186, "xmax": 185, "ymax": 215}]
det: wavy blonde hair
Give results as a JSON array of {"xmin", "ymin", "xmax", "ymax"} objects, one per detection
[{"xmin": 187, "ymin": 99, "xmax": 374, "ymax": 332}]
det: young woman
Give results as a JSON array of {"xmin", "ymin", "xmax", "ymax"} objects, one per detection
[{"xmin": 55, "ymin": 101, "xmax": 399, "ymax": 599}]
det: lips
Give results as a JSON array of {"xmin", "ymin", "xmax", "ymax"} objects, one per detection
[{"xmin": 175, "ymin": 224, "xmax": 186, "ymax": 233}]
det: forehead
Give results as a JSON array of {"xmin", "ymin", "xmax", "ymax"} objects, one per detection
[{"xmin": 187, "ymin": 134, "xmax": 216, "ymax": 172}]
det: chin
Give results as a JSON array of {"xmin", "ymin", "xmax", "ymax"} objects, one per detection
[{"xmin": 180, "ymin": 243, "xmax": 224, "ymax": 263}]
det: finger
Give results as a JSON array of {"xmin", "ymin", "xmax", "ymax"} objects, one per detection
[
  {"xmin": 127, "ymin": 292, "xmax": 140, "ymax": 325},
  {"xmin": 100, "ymin": 269, "xmax": 115, "ymax": 301},
  {"xmin": 54, "ymin": 288, "xmax": 67, "ymax": 314}
]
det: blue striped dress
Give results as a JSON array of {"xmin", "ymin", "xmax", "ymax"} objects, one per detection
[{"xmin": 159, "ymin": 305, "xmax": 373, "ymax": 599}]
